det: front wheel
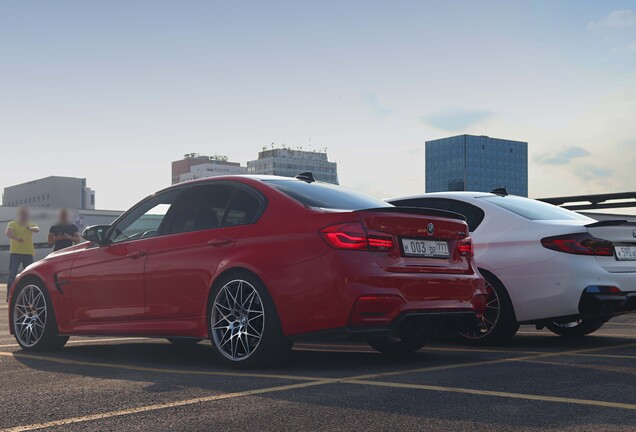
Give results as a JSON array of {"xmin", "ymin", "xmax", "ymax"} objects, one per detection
[
  {"xmin": 546, "ymin": 319, "xmax": 604, "ymax": 337},
  {"xmin": 12, "ymin": 282, "xmax": 68, "ymax": 351},
  {"xmin": 208, "ymin": 273, "xmax": 291, "ymax": 368},
  {"xmin": 458, "ymin": 271, "xmax": 519, "ymax": 345},
  {"xmin": 368, "ymin": 337, "xmax": 426, "ymax": 355}
]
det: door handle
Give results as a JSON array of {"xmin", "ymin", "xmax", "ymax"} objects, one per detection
[
  {"xmin": 126, "ymin": 250, "xmax": 147, "ymax": 259},
  {"xmin": 207, "ymin": 237, "xmax": 233, "ymax": 247}
]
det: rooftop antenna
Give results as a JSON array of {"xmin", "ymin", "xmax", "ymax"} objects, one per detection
[
  {"xmin": 490, "ymin": 187, "xmax": 509, "ymax": 196},
  {"xmin": 295, "ymin": 172, "xmax": 316, "ymax": 183}
]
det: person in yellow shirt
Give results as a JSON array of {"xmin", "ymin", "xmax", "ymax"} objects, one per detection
[{"xmin": 5, "ymin": 207, "xmax": 39, "ymax": 302}]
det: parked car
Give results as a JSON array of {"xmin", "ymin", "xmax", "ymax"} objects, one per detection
[
  {"xmin": 9, "ymin": 175, "xmax": 486, "ymax": 367},
  {"xmin": 388, "ymin": 190, "xmax": 636, "ymax": 344}
]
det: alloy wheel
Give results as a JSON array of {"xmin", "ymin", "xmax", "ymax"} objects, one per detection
[
  {"xmin": 13, "ymin": 284, "xmax": 47, "ymax": 348},
  {"xmin": 460, "ymin": 280, "xmax": 500, "ymax": 339},
  {"xmin": 211, "ymin": 279, "xmax": 265, "ymax": 361}
]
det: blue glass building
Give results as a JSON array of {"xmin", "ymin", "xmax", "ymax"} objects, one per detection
[{"xmin": 425, "ymin": 135, "xmax": 528, "ymax": 196}]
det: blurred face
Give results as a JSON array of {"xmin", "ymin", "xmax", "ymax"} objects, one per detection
[
  {"xmin": 59, "ymin": 209, "xmax": 70, "ymax": 224},
  {"xmin": 17, "ymin": 207, "xmax": 28, "ymax": 223}
]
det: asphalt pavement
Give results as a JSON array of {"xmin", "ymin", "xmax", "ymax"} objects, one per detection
[{"xmin": 0, "ymin": 284, "xmax": 635, "ymax": 431}]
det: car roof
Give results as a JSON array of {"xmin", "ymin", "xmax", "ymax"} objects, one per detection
[
  {"xmin": 150, "ymin": 175, "xmax": 307, "ymax": 197},
  {"xmin": 180, "ymin": 174, "xmax": 298, "ymax": 185},
  {"xmin": 387, "ymin": 191, "xmax": 496, "ymax": 202}
]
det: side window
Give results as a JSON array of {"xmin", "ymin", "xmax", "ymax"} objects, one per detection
[
  {"xmin": 110, "ymin": 189, "xmax": 182, "ymax": 243},
  {"xmin": 166, "ymin": 185, "xmax": 234, "ymax": 234},
  {"xmin": 222, "ymin": 188, "xmax": 262, "ymax": 226}
]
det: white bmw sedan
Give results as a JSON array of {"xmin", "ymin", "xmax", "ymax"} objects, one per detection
[{"xmin": 388, "ymin": 191, "xmax": 636, "ymax": 344}]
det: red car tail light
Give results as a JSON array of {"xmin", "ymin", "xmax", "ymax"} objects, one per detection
[
  {"xmin": 349, "ymin": 295, "xmax": 405, "ymax": 326},
  {"xmin": 458, "ymin": 237, "xmax": 474, "ymax": 257},
  {"xmin": 541, "ymin": 233, "xmax": 613, "ymax": 257},
  {"xmin": 320, "ymin": 222, "xmax": 394, "ymax": 252}
]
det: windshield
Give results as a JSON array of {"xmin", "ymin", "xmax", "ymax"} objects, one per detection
[
  {"xmin": 265, "ymin": 180, "xmax": 392, "ymax": 210},
  {"xmin": 481, "ymin": 195, "xmax": 593, "ymax": 221}
]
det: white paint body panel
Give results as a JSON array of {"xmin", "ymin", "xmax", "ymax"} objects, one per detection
[{"xmin": 388, "ymin": 192, "xmax": 636, "ymax": 322}]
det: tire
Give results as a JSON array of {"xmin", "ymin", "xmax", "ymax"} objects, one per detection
[
  {"xmin": 546, "ymin": 319, "xmax": 604, "ymax": 337},
  {"xmin": 458, "ymin": 270, "xmax": 519, "ymax": 345},
  {"xmin": 368, "ymin": 337, "xmax": 426, "ymax": 355},
  {"xmin": 207, "ymin": 272, "xmax": 291, "ymax": 369},
  {"xmin": 11, "ymin": 281, "xmax": 68, "ymax": 351},
  {"xmin": 167, "ymin": 338, "xmax": 202, "ymax": 346}
]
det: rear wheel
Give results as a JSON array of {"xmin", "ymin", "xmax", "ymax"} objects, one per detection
[
  {"xmin": 368, "ymin": 337, "xmax": 426, "ymax": 355},
  {"xmin": 458, "ymin": 271, "xmax": 519, "ymax": 345},
  {"xmin": 167, "ymin": 338, "xmax": 202, "ymax": 346},
  {"xmin": 208, "ymin": 273, "xmax": 291, "ymax": 368},
  {"xmin": 12, "ymin": 282, "xmax": 68, "ymax": 351},
  {"xmin": 546, "ymin": 319, "xmax": 604, "ymax": 337}
]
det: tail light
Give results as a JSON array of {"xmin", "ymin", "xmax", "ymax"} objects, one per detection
[
  {"xmin": 320, "ymin": 222, "xmax": 394, "ymax": 252},
  {"xmin": 541, "ymin": 233, "xmax": 613, "ymax": 256},
  {"xmin": 458, "ymin": 237, "xmax": 474, "ymax": 257}
]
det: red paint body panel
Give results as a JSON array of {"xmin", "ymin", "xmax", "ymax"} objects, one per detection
[{"xmin": 9, "ymin": 176, "xmax": 486, "ymax": 340}]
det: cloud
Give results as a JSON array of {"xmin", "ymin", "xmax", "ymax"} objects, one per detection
[
  {"xmin": 588, "ymin": 10, "xmax": 636, "ymax": 30},
  {"xmin": 364, "ymin": 94, "xmax": 392, "ymax": 117},
  {"xmin": 629, "ymin": 42, "xmax": 636, "ymax": 52},
  {"xmin": 578, "ymin": 166, "xmax": 612, "ymax": 180},
  {"xmin": 534, "ymin": 146, "xmax": 591, "ymax": 165},
  {"xmin": 420, "ymin": 108, "xmax": 495, "ymax": 131}
]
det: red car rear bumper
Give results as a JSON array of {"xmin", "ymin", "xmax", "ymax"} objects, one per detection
[{"xmin": 271, "ymin": 250, "xmax": 486, "ymax": 339}]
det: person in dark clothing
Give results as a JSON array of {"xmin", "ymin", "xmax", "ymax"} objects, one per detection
[{"xmin": 48, "ymin": 208, "xmax": 81, "ymax": 252}]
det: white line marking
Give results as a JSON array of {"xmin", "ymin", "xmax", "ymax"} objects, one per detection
[
  {"xmin": 345, "ymin": 379, "xmax": 636, "ymax": 410},
  {"xmin": 0, "ymin": 337, "xmax": 149, "ymax": 348},
  {"xmin": 0, "ymin": 380, "xmax": 333, "ymax": 432}
]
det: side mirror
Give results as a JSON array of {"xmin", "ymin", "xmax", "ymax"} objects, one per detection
[{"xmin": 82, "ymin": 225, "xmax": 111, "ymax": 245}]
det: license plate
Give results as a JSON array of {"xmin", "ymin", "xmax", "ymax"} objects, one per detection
[
  {"xmin": 401, "ymin": 238, "xmax": 450, "ymax": 258},
  {"xmin": 614, "ymin": 245, "xmax": 636, "ymax": 261}
]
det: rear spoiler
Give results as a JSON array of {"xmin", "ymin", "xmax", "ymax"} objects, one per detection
[
  {"xmin": 585, "ymin": 220, "xmax": 636, "ymax": 228},
  {"xmin": 355, "ymin": 206, "xmax": 466, "ymax": 222}
]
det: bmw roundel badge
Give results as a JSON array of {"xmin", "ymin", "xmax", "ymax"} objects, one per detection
[{"xmin": 427, "ymin": 223, "xmax": 435, "ymax": 236}]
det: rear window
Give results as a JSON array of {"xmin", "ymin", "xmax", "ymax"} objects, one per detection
[
  {"xmin": 265, "ymin": 180, "xmax": 392, "ymax": 210},
  {"xmin": 481, "ymin": 195, "xmax": 592, "ymax": 221}
]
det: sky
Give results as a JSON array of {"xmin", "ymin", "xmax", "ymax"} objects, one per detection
[{"xmin": 2, "ymin": 1, "xmax": 636, "ymax": 210}]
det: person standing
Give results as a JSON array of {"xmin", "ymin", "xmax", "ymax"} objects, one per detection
[
  {"xmin": 5, "ymin": 207, "xmax": 39, "ymax": 302},
  {"xmin": 48, "ymin": 208, "xmax": 81, "ymax": 252}
]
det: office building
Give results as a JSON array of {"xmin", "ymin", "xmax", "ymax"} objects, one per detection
[
  {"xmin": 247, "ymin": 148, "xmax": 339, "ymax": 184},
  {"xmin": 2, "ymin": 176, "xmax": 96, "ymax": 210},
  {"xmin": 172, "ymin": 153, "xmax": 247, "ymax": 184},
  {"xmin": 425, "ymin": 135, "xmax": 528, "ymax": 196}
]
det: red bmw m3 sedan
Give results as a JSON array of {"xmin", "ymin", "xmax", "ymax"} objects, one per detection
[{"xmin": 8, "ymin": 174, "xmax": 486, "ymax": 368}]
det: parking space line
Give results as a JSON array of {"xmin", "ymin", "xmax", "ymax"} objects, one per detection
[
  {"xmin": 1, "ymin": 341, "xmax": 635, "ymax": 430},
  {"xmin": 605, "ymin": 321, "xmax": 636, "ymax": 327},
  {"xmin": 348, "ymin": 342, "xmax": 636, "ymax": 381},
  {"xmin": 0, "ymin": 380, "xmax": 335, "ymax": 432},
  {"xmin": 297, "ymin": 342, "xmax": 636, "ymax": 360},
  {"xmin": 420, "ymin": 346, "xmax": 550, "ymax": 356},
  {"xmin": 294, "ymin": 347, "xmax": 376, "ymax": 354},
  {"xmin": 0, "ymin": 337, "xmax": 150, "ymax": 349},
  {"xmin": 517, "ymin": 331, "xmax": 635, "ymax": 339},
  {"xmin": 0, "ymin": 352, "xmax": 325, "ymax": 382},
  {"xmin": 520, "ymin": 359, "xmax": 636, "ymax": 374},
  {"xmin": 344, "ymin": 379, "xmax": 636, "ymax": 410},
  {"xmin": 575, "ymin": 352, "xmax": 636, "ymax": 360}
]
